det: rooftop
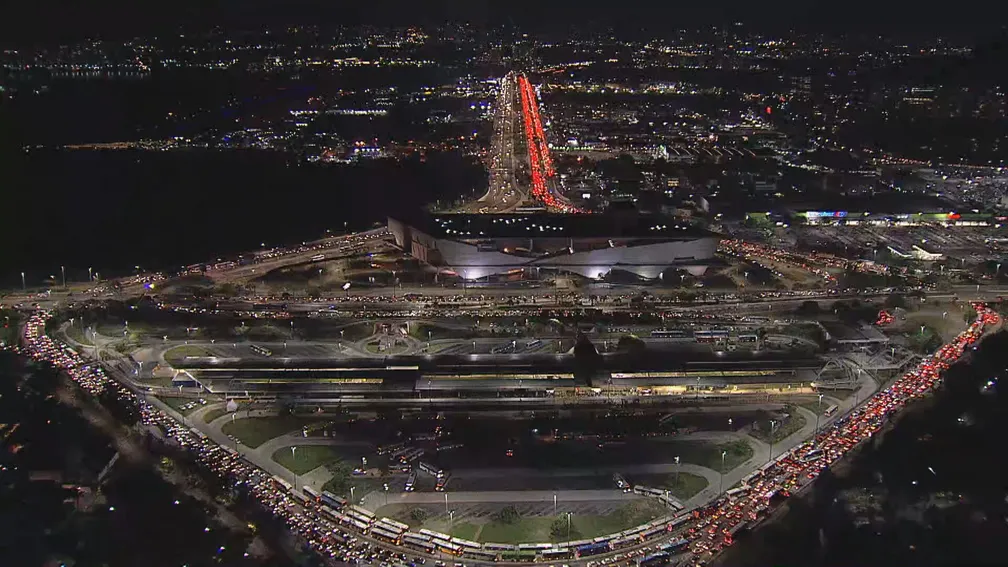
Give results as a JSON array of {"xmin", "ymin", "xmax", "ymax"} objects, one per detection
[{"xmin": 397, "ymin": 212, "xmax": 713, "ymax": 240}]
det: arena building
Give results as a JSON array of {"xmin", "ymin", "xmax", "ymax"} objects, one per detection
[{"xmin": 387, "ymin": 212, "xmax": 717, "ymax": 280}]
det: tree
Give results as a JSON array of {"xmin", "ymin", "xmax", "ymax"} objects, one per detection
[
  {"xmin": 494, "ymin": 505, "xmax": 520, "ymax": 524},
  {"xmin": 410, "ymin": 508, "xmax": 428, "ymax": 523},
  {"xmin": 550, "ymin": 516, "xmax": 579, "ymax": 541}
]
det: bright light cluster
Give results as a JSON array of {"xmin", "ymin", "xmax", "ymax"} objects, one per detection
[{"xmin": 517, "ymin": 74, "xmax": 583, "ymax": 214}]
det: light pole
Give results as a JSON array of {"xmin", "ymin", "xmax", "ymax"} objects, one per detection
[
  {"xmin": 384, "ymin": 483, "xmax": 389, "ymax": 506},
  {"xmin": 61, "ymin": 265, "xmax": 66, "ymax": 288},
  {"xmin": 448, "ymin": 509, "xmax": 454, "ymax": 534},
  {"xmin": 768, "ymin": 420, "xmax": 777, "ymax": 462},
  {"xmin": 350, "ymin": 486, "xmax": 355, "ymax": 503},
  {"xmin": 88, "ymin": 267, "xmax": 93, "ymax": 282},
  {"xmin": 719, "ymin": 450, "xmax": 727, "ymax": 495},
  {"xmin": 566, "ymin": 511, "xmax": 572, "ymax": 540},
  {"xmin": 553, "ymin": 493, "xmax": 557, "ymax": 516},
  {"xmin": 814, "ymin": 393, "xmax": 824, "ymax": 435},
  {"xmin": 728, "ymin": 417, "xmax": 733, "ymax": 431},
  {"xmin": 444, "ymin": 492, "xmax": 448, "ymax": 515},
  {"xmin": 674, "ymin": 455, "xmax": 680, "ymax": 487},
  {"xmin": 21, "ymin": 271, "xmax": 25, "ymax": 291},
  {"xmin": 290, "ymin": 446, "xmax": 297, "ymax": 492}
]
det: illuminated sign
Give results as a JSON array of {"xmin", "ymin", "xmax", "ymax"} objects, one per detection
[{"xmin": 805, "ymin": 211, "xmax": 848, "ymax": 219}]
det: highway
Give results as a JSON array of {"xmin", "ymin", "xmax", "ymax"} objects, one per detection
[{"xmin": 465, "ymin": 72, "xmax": 525, "ymax": 213}]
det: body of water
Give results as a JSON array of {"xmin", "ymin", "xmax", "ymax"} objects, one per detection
[{"xmin": 2, "ymin": 148, "xmax": 483, "ymax": 286}]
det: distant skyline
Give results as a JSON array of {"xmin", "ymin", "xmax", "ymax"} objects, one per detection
[{"xmin": 4, "ymin": 0, "xmax": 1008, "ymax": 44}]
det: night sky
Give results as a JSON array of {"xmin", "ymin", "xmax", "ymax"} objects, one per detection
[{"xmin": 4, "ymin": 0, "xmax": 1008, "ymax": 44}]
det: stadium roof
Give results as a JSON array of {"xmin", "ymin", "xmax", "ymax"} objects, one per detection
[{"xmin": 396, "ymin": 212, "xmax": 713, "ymax": 240}]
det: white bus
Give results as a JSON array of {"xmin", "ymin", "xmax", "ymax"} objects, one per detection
[
  {"xmin": 824, "ymin": 404, "xmax": 839, "ymax": 417},
  {"xmin": 349, "ymin": 505, "xmax": 375, "ymax": 520},
  {"xmin": 380, "ymin": 517, "xmax": 410, "ymax": 534},
  {"xmin": 399, "ymin": 447, "xmax": 425, "ymax": 463},
  {"xmin": 303, "ymin": 486, "xmax": 321, "ymax": 502},
  {"xmin": 371, "ymin": 526, "xmax": 401, "ymax": 543},
  {"xmin": 725, "ymin": 487, "xmax": 748, "ymax": 499},
  {"xmin": 418, "ymin": 461, "xmax": 445, "ymax": 478},
  {"xmin": 404, "ymin": 471, "xmax": 417, "ymax": 492}
]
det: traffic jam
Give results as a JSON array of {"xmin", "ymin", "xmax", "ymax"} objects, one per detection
[
  {"xmin": 677, "ymin": 303, "xmax": 999, "ymax": 565},
  {"xmin": 13, "ymin": 303, "xmax": 1001, "ymax": 567}
]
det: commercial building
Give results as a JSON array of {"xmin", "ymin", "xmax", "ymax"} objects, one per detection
[{"xmin": 388, "ymin": 212, "xmax": 717, "ymax": 280}]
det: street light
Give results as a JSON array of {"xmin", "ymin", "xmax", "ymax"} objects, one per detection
[
  {"xmin": 674, "ymin": 455, "xmax": 680, "ymax": 487},
  {"xmin": 566, "ymin": 511, "xmax": 572, "ymax": 540},
  {"xmin": 350, "ymin": 486, "xmax": 355, "ymax": 503},
  {"xmin": 768, "ymin": 420, "xmax": 777, "ymax": 462},
  {"xmin": 444, "ymin": 492, "xmax": 448, "ymax": 514},
  {"xmin": 21, "ymin": 271, "xmax": 25, "ymax": 291},
  {"xmin": 814, "ymin": 393, "xmax": 824, "ymax": 435},
  {"xmin": 553, "ymin": 493, "xmax": 557, "ymax": 516},
  {"xmin": 728, "ymin": 417, "xmax": 733, "ymax": 431},
  {"xmin": 719, "ymin": 450, "xmax": 727, "ymax": 495},
  {"xmin": 384, "ymin": 483, "xmax": 389, "ymax": 506}
]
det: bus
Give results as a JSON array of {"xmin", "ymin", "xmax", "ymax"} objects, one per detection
[
  {"xmin": 651, "ymin": 329, "xmax": 687, "ymax": 339},
  {"xmin": 399, "ymin": 448, "xmax": 425, "ymax": 463},
  {"xmin": 419, "ymin": 461, "xmax": 445, "ymax": 478},
  {"xmin": 320, "ymin": 491, "xmax": 346, "ymax": 509},
  {"xmin": 273, "ymin": 475, "xmax": 293, "ymax": 493},
  {"xmin": 483, "ymin": 542, "xmax": 516, "ymax": 552},
  {"xmin": 377, "ymin": 518, "xmax": 409, "ymax": 534},
  {"xmin": 377, "ymin": 441, "xmax": 406, "ymax": 455},
  {"xmin": 637, "ymin": 552, "xmax": 671, "ymax": 567},
  {"xmin": 435, "ymin": 541, "xmax": 462, "ymax": 555},
  {"xmin": 725, "ymin": 487, "xmax": 748, "ymax": 499},
  {"xmin": 404, "ymin": 471, "xmax": 417, "ymax": 492},
  {"xmin": 541, "ymin": 548, "xmax": 573, "ymax": 560},
  {"xmin": 575, "ymin": 541, "xmax": 612, "ymax": 557},
  {"xmin": 371, "ymin": 526, "xmax": 401, "ymax": 543},
  {"xmin": 349, "ymin": 505, "xmax": 375, "ymax": 521},
  {"xmin": 463, "ymin": 549, "xmax": 498, "ymax": 561},
  {"xmin": 694, "ymin": 329, "xmax": 729, "ymax": 343},
  {"xmin": 662, "ymin": 538, "xmax": 690, "ymax": 553},
  {"xmin": 303, "ymin": 486, "xmax": 321, "ymax": 502},
  {"xmin": 250, "ymin": 344, "xmax": 272, "ymax": 357},
  {"xmin": 451, "ymin": 537, "xmax": 481, "ymax": 550},
  {"xmin": 800, "ymin": 448, "xmax": 824, "ymax": 463},
  {"xmin": 613, "ymin": 473, "xmax": 631, "ymax": 492},
  {"xmin": 435, "ymin": 474, "xmax": 451, "ymax": 491},
  {"xmin": 824, "ymin": 404, "xmax": 839, "ymax": 417},
  {"xmin": 402, "ymin": 534, "xmax": 436, "ymax": 554}
]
